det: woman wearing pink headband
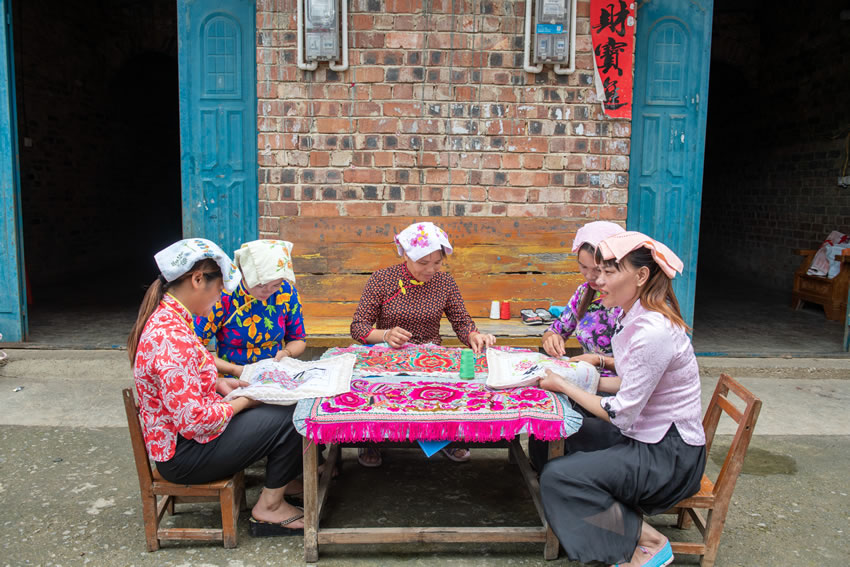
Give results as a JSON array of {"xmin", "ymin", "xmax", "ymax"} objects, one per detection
[{"xmin": 537, "ymin": 232, "xmax": 705, "ymax": 567}]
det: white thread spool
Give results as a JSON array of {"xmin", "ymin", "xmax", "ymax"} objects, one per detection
[{"xmin": 489, "ymin": 300, "xmax": 501, "ymax": 319}]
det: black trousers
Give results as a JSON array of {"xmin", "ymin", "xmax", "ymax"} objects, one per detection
[
  {"xmin": 539, "ymin": 418, "xmax": 705, "ymax": 564},
  {"xmin": 156, "ymin": 404, "xmax": 303, "ymax": 489}
]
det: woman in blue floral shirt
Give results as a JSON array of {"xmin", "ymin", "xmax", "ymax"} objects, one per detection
[{"xmin": 195, "ymin": 240, "xmax": 306, "ymax": 377}]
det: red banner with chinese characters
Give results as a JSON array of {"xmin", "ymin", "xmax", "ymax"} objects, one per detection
[{"xmin": 590, "ymin": 0, "xmax": 636, "ymax": 119}]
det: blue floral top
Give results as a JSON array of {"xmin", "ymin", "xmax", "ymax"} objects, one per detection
[
  {"xmin": 194, "ymin": 280, "xmax": 307, "ymax": 366},
  {"xmin": 547, "ymin": 282, "xmax": 621, "ymax": 377}
]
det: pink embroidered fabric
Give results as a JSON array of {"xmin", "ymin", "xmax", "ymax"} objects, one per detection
[
  {"xmin": 603, "ymin": 300, "xmax": 705, "ymax": 446},
  {"xmin": 134, "ymin": 294, "xmax": 233, "ymax": 461}
]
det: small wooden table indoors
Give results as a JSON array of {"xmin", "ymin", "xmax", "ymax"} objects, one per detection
[{"xmin": 294, "ymin": 345, "xmax": 582, "ymax": 562}]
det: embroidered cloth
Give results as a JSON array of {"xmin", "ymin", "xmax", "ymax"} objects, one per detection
[
  {"xmin": 224, "ymin": 354, "xmax": 355, "ymax": 406},
  {"xmin": 324, "ymin": 344, "xmax": 487, "ymax": 377},
  {"xmin": 486, "ymin": 348, "xmax": 600, "ymax": 393},
  {"xmin": 294, "ymin": 346, "xmax": 583, "ymax": 444}
]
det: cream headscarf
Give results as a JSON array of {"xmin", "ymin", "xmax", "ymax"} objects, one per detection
[
  {"xmin": 234, "ymin": 240, "xmax": 296, "ymax": 289},
  {"xmin": 597, "ymin": 231, "xmax": 684, "ymax": 279}
]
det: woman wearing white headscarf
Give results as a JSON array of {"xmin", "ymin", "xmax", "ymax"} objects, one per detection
[
  {"xmin": 350, "ymin": 221, "xmax": 496, "ymax": 466},
  {"xmin": 195, "ymin": 240, "xmax": 307, "ymax": 378},
  {"xmin": 129, "ymin": 238, "xmax": 305, "ymax": 536}
]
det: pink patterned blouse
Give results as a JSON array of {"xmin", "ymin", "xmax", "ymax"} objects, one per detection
[
  {"xmin": 133, "ymin": 293, "xmax": 233, "ymax": 462},
  {"xmin": 603, "ymin": 300, "xmax": 706, "ymax": 446}
]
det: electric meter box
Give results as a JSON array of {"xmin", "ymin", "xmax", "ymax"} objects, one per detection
[
  {"xmin": 533, "ymin": 0, "xmax": 571, "ymax": 64},
  {"xmin": 305, "ymin": 0, "xmax": 339, "ymax": 61}
]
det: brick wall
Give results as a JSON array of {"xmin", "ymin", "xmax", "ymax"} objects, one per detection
[
  {"xmin": 256, "ymin": 0, "xmax": 631, "ymax": 237},
  {"xmin": 700, "ymin": 0, "xmax": 850, "ymax": 291}
]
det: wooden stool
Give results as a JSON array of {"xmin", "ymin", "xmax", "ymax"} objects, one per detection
[
  {"xmin": 791, "ymin": 249, "xmax": 850, "ymax": 320},
  {"xmin": 123, "ymin": 388, "xmax": 246, "ymax": 550}
]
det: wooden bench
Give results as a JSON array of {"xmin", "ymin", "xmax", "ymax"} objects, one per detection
[
  {"xmin": 791, "ymin": 249, "xmax": 850, "ymax": 321},
  {"xmin": 278, "ymin": 216, "xmax": 583, "ymax": 350}
]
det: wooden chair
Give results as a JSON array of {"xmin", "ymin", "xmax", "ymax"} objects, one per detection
[
  {"xmin": 123, "ymin": 388, "xmax": 246, "ymax": 550},
  {"xmin": 664, "ymin": 374, "xmax": 762, "ymax": 567},
  {"xmin": 791, "ymin": 249, "xmax": 850, "ymax": 320}
]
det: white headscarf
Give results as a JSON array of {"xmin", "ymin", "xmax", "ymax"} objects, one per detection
[
  {"xmin": 234, "ymin": 240, "xmax": 296, "ymax": 289},
  {"xmin": 394, "ymin": 222, "xmax": 453, "ymax": 261},
  {"xmin": 572, "ymin": 221, "xmax": 626, "ymax": 253},
  {"xmin": 154, "ymin": 238, "xmax": 241, "ymax": 292}
]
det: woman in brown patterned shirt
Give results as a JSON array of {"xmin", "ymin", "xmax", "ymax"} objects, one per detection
[{"xmin": 349, "ymin": 221, "xmax": 496, "ymax": 466}]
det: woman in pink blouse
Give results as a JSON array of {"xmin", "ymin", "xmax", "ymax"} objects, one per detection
[
  {"xmin": 128, "ymin": 239, "xmax": 305, "ymax": 537},
  {"xmin": 537, "ymin": 232, "xmax": 706, "ymax": 567}
]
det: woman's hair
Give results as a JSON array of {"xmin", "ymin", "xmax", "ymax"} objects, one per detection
[
  {"xmin": 575, "ymin": 242, "xmax": 598, "ymax": 321},
  {"xmin": 127, "ymin": 258, "xmax": 222, "ymax": 364},
  {"xmin": 595, "ymin": 247, "xmax": 689, "ymax": 330}
]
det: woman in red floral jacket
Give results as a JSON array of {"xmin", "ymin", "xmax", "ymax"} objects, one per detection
[{"xmin": 127, "ymin": 238, "xmax": 304, "ymax": 537}]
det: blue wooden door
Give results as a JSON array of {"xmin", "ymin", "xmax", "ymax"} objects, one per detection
[
  {"xmin": 627, "ymin": 0, "xmax": 713, "ymax": 326},
  {"xmin": 0, "ymin": 0, "xmax": 26, "ymax": 342},
  {"xmin": 178, "ymin": 0, "xmax": 258, "ymax": 257}
]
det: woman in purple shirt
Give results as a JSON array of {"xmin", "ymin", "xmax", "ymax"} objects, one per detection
[{"xmin": 537, "ymin": 232, "xmax": 706, "ymax": 567}]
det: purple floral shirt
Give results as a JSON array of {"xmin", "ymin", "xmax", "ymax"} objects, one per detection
[{"xmin": 546, "ymin": 282, "xmax": 622, "ymax": 377}]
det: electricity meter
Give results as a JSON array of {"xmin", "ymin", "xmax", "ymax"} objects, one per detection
[
  {"xmin": 533, "ymin": 0, "xmax": 571, "ymax": 64},
  {"xmin": 305, "ymin": 0, "xmax": 339, "ymax": 61}
]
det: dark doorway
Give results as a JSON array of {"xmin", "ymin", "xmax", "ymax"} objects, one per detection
[
  {"xmin": 13, "ymin": 0, "xmax": 181, "ymax": 347},
  {"xmin": 693, "ymin": 0, "xmax": 849, "ymax": 356}
]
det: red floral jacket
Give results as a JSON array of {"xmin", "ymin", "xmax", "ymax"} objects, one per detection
[{"xmin": 133, "ymin": 293, "xmax": 233, "ymax": 462}]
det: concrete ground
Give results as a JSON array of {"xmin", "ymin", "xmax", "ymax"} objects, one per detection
[{"xmin": 0, "ymin": 350, "xmax": 848, "ymax": 566}]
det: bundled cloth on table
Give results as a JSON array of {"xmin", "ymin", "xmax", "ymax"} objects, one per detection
[
  {"xmin": 323, "ymin": 344, "xmax": 488, "ymax": 376},
  {"xmin": 224, "ymin": 353, "xmax": 355, "ymax": 405},
  {"xmin": 486, "ymin": 348, "xmax": 600, "ymax": 393},
  {"xmin": 807, "ymin": 230, "xmax": 850, "ymax": 279}
]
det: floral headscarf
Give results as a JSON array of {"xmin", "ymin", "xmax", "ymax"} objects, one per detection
[
  {"xmin": 394, "ymin": 222, "xmax": 453, "ymax": 261},
  {"xmin": 233, "ymin": 240, "xmax": 296, "ymax": 288},
  {"xmin": 154, "ymin": 238, "xmax": 241, "ymax": 292}
]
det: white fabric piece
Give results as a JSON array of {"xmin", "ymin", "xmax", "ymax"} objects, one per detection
[
  {"xmin": 806, "ymin": 231, "xmax": 850, "ymax": 279},
  {"xmin": 486, "ymin": 348, "xmax": 599, "ymax": 393},
  {"xmin": 224, "ymin": 354, "xmax": 356, "ymax": 405},
  {"xmin": 154, "ymin": 238, "xmax": 241, "ymax": 292},
  {"xmin": 394, "ymin": 222, "xmax": 453, "ymax": 261},
  {"xmin": 234, "ymin": 240, "xmax": 296, "ymax": 288}
]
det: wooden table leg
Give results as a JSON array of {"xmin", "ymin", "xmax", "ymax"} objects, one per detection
[
  {"xmin": 544, "ymin": 439, "xmax": 565, "ymax": 560},
  {"xmin": 303, "ymin": 438, "xmax": 319, "ymax": 563}
]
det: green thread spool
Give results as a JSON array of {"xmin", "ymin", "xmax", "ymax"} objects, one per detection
[{"xmin": 459, "ymin": 349, "xmax": 475, "ymax": 379}]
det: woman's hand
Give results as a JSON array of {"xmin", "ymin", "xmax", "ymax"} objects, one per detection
[
  {"xmin": 274, "ymin": 348, "xmax": 293, "ymax": 361},
  {"xmin": 469, "ymin": 331, "xmax": 496, "ymax": 354},
  {"xmin": 542, "ymin": 331, "xmax": 566, "ymax": 357},
  {"xmin": 216, "ymin": 376, "xmax": 249, "ymax": 396},
  {"xmin": 569, "ymin": 353, "xmax": 600, "ymax": 366},
  {"xmin": 384, "ymin": 326, "xmax": 412, "ymax": 348},
  {"xmin": 537, "ymin": 369, "xmax": 566, "ymax": 393}
]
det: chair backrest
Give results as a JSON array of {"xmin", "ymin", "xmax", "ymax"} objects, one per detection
[
  {"xmin": 123, "ymin": 388, "xmax": 154, "ymax": 490},
  {"xmin": 701, "ymin": 374, "xmax": 762, "ymax": 502}
]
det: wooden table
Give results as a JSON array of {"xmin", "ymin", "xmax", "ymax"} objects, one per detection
[{"xmin": 302, "ymin": 434, "xmax": 565, "ymax": 562}]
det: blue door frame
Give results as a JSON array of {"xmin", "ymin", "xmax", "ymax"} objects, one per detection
[
  {"xmin": 178, "ymin": 0, "xmax": 258, "ymax": 257},
  {"xmin": 627, "ymin": 0, "xmax": 713, "ymax": 326},
  {"xmin": 0, "ymin": 0, "xmax": 26, "ymax": 342}
]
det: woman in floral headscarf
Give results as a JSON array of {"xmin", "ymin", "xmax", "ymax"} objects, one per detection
[
  {"xmin": 350, "ymin": 221, "xmax": 496, "ymax": 466},
  {"xmin": 195, "ymin": 240, "xmax": 306, "ymax": 378}
]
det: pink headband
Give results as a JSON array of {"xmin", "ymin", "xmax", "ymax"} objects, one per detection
[
  {"xmin": 597, "ymin": 231, "xmax": 684, "ymax": 279},
  {"xmin": 572, "ymin": 221, "xmax": 626, "ymax": 253}
]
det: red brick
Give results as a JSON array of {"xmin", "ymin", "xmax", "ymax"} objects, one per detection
[
  {"xmin": 387, "ymin": 32, "xmax": 424, "ymax": 49},
  {"xmin": 345, "ymin": 202, "xmax": 384, "ymax": 216},
  {"xmin": 355, "ymin": 67, "xmax": 385, "ymax": 83},
  {"xmin": 344, "ymin": 168, "xmax": 383, "ymax": 183},
  {"xmin": 523, "ymin": 155, "xmax": 544, "ymax": 169},
  {"xmin": 489, "ymin": 187, "xmax": 528, "ymax": 202},
  {"xmin": 481, "ymin": 154, "xmax": 502, "ymax": 169},
  {"xmin": 384, "ymin": 102, "xmax": 423, "ymax": 117},
  {"xmin": 507, "ymin": 171, "xmax": 549, "ymax": 187},
  {"xmin": 374, "ymin": 151, "xmax": 394, "ymax": 167},
  {"xmin": 501, "ymin": 154, "xmax": 522, "ymax": 169},
  {"xmin": 310, "ymin": 152, "xmax": 330, "ymax": 167},
  {"xmin": 506, "ymin": 204, "xmax": 546, "ymax": 217},
  {"xmin": 425, "ymin": 169, "xmax": 450, "ymax": 184},
  {"xmin": 507, "ymin": 137, "xmax": 549, "ymax": 153},
  {"xmin": 357, "ymin": 118, "xmax": 398, "ymax": 133},
  {"xmin": 300, "ymin": 202, "xmax": 340, "ymax": 216},
  {"xmin": 316, "ymin": 118, "xmax": 350, "ymax": 133},
  {"xmin": 352, "ymin": 14, "xmax": 374, "ymax": 30},
  {"xmin": 395, "ymin": 153, "xmax": 416, "ymax": 167}
]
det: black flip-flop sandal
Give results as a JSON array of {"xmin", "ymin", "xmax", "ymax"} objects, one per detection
[
  {"xmin": 249, "ymin": 510, "xmax": 305, "ymax": 537},
  {"xmin": 520, "ymin": 309, "xmax": 543, "ymax": 325},
  {"xmin": 283, "ymin": 492, "xmax": 303, "ymax": 506}
]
